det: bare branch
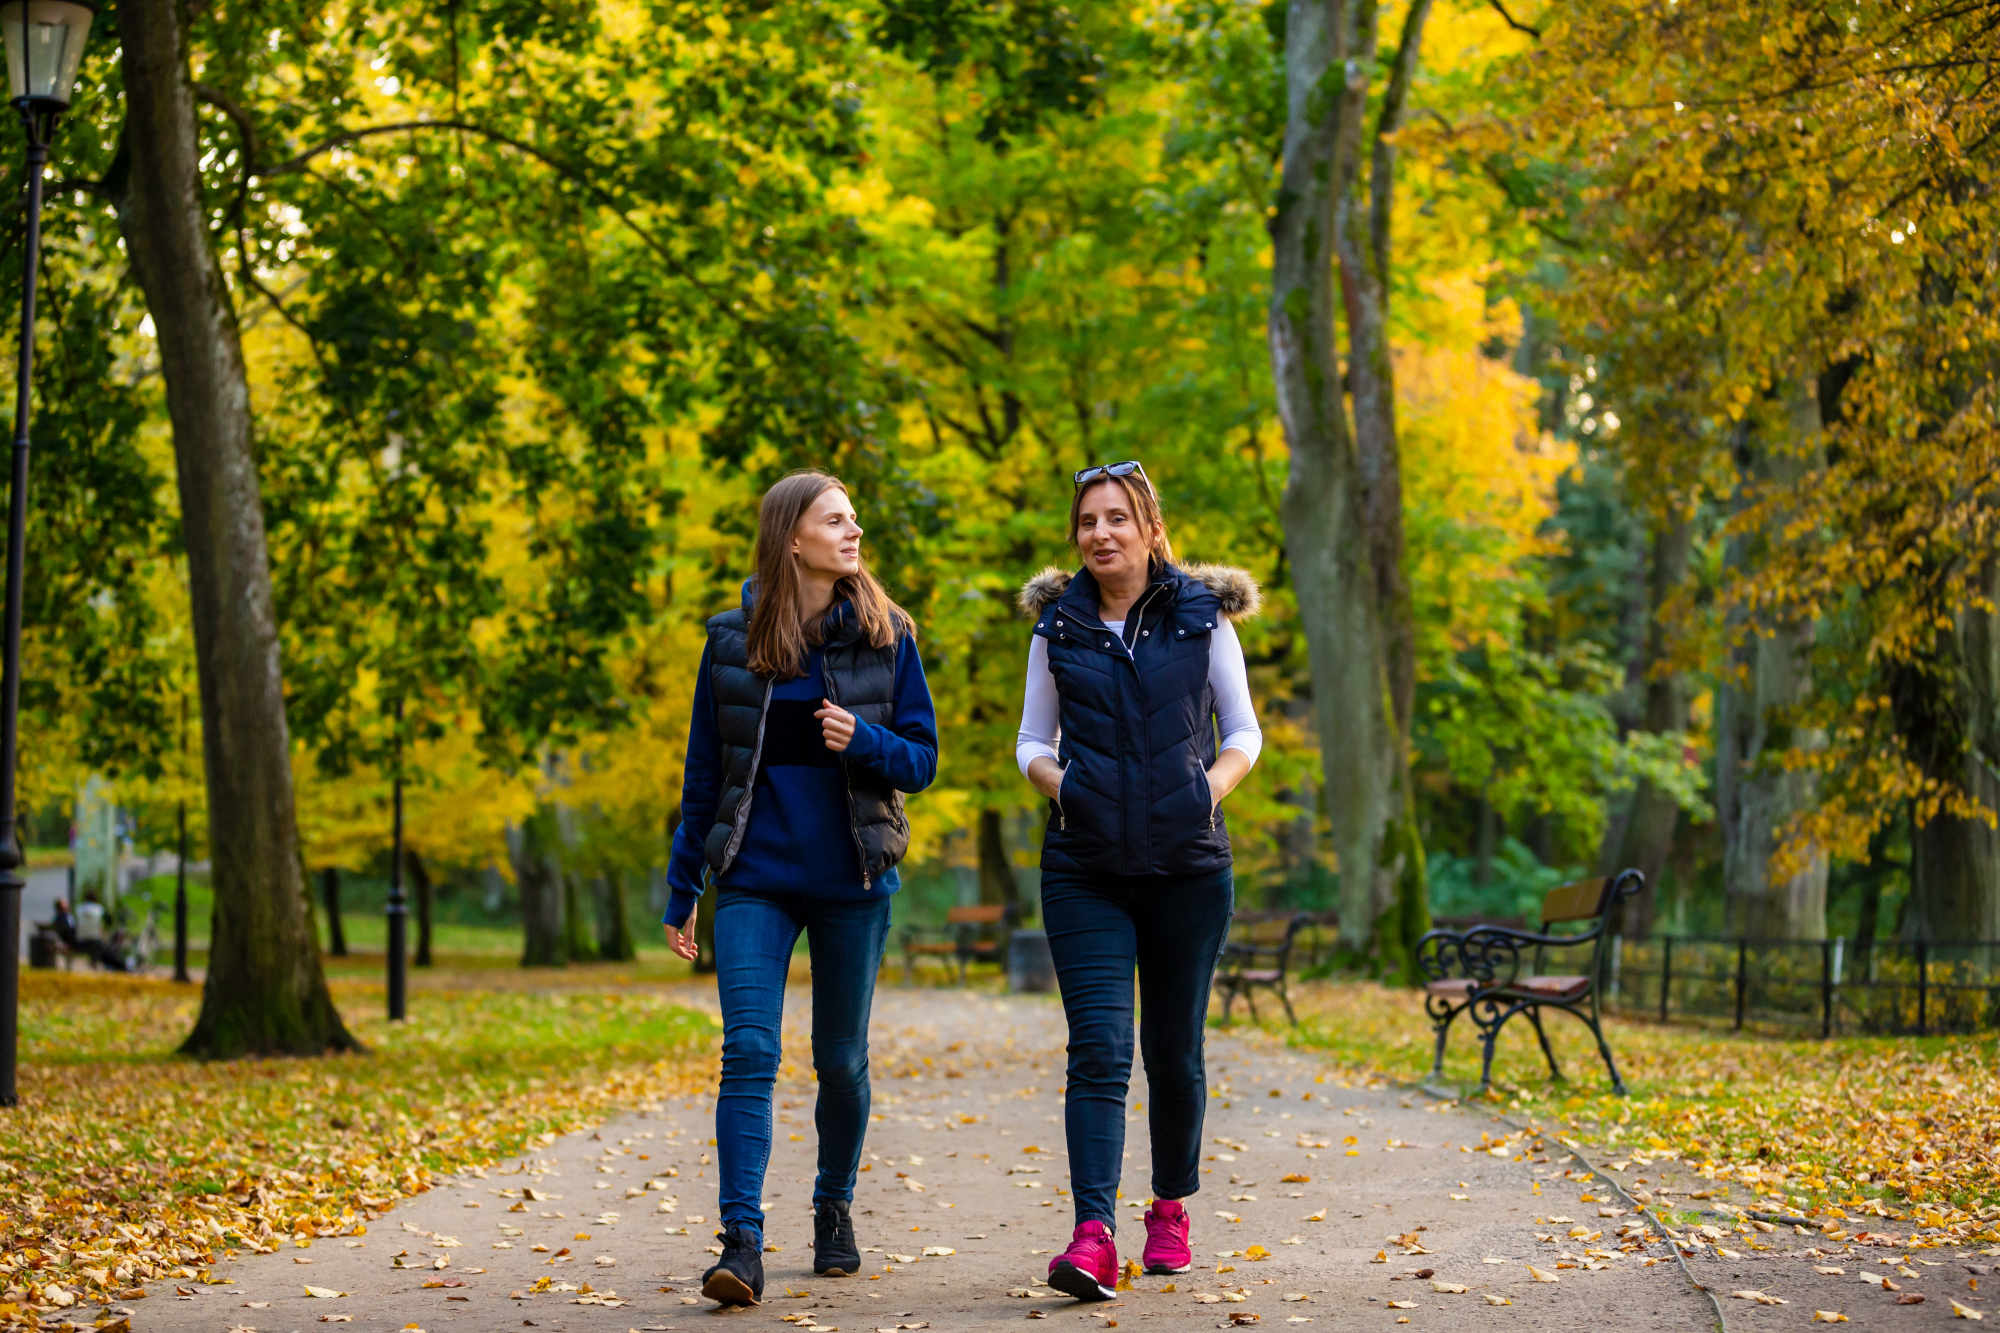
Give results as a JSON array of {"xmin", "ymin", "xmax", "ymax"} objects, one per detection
[{"xmin": 1485, "ymin": 0, "xmax": 1541, "ymax": 40}]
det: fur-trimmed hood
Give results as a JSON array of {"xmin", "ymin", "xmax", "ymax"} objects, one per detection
[{"xmin": 1016, "ymin": 562, "xmax": 1261, "ymax": 622}]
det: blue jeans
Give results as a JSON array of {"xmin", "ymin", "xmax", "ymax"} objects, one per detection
[
  {"xmin": 712, "ymin": 888, "xmax": 892, "ymax": 1236},
  {"xmin": 1041, "ymin": 866, "xmax": 1235, "ymax": 1231}
]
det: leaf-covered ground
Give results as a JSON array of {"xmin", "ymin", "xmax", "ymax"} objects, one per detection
[
  {"xmin": 0, "ymin": 966, "xmax": 717, "ymax": 1327},
  {"xmin": 1284, "ymin": 979, "xmax": 2000, "ymax": 1252}
]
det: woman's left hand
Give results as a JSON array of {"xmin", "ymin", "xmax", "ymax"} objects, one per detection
[
  {"xmin": 816, "ymin": 700, "xmax": 857, "ymax": 752},
  {"xmin": 1206, "ymin": 749, "xmax": 1253, "ymax": 811}
]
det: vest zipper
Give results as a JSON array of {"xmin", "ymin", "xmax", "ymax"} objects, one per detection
[
  {"xmin": 821, "ymin": 668, "xmax": 873, "ymax": 891},
  {"xmin": 1120, "ymin": 582, "xmax": 1165, "ymax": 865},
  {"xmin": 721, "ymin": 677, "xmax": 776, "ymax": 872}
]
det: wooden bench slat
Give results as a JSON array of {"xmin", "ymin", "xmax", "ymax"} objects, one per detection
[{"xmin": 1540, "ymin": 877, "xmax": 1608, "ymax": 925}]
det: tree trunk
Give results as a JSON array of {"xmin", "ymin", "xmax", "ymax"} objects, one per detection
[
  {"xmin": 1474, "ymin": 794, "xmax": 1498, "ymax": 888},
  {"xmin": 562, "ymin": 870, "xmax": 596, "ymax": 962},
  {"xmin": 114, "ymin": 1, "xmax": 353, "ymax": 1057},
  {"xmin": 694, "ymin": 883, "xmax": 717, "ymax": 974},
  {"xmin": 1717, "ymin": 389, "xmax": 1828, "ymax": 940},
  {"xmin": 594, "ymin": 873, "xmax": 636, "ymax": 962},
  {"xmin": 406, "ymin": 849, "xmax": 434, "ymax": 968},
  {"xmin": 1597, "ymin": 517, "xmax": 1695, "ymax": 937},
  {"xmin": 1274, "ymin": 693, "xmax": 1320, "ymax": 899},
  {"xmin": 976, "ymin": 808, "xmax": 1021, "ymax": 913},
  {"xmin": 511, "ymin": 816, "xmax": 566, "ymax": 967},
  {"xmin": 321, "ymin": 867, "xmax": 347, "ymax": 957},
  {"xmin": 1268, "ymin": 0, "xmax": 1432, "ymax": 976},
  {"xmin": 1901, "ymin": 553, "xmax": 2000, "ymax": 946}
]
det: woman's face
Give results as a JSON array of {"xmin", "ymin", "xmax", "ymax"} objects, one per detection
[
  {"xmin": 794, "ymin": 486, "xmax": 863, "ymax": 580},
  {"xmin": 1074, "ymin": 479, "xmax": 1154, "ymax": 583}
]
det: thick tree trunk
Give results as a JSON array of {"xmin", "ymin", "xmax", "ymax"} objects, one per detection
[
  {"xmin": 562, "ymin": 871, "xmax": 596, "ymax": 962},
  {"xmin": 594, "ymin": 873, "xmax": 636, "ymax": 962},
  {"xmin": 511, "ymin": 816, "xmax": 567, "ymax": 967},
  {"xmin": 406, "ymin": 850, "xmax": 434, "ymax": 968},
  {"xmin": 1268, "ymin": 0, "xmax": 1430, "ymax": 974},
  {"xmin": 976, "ymin": 809, "xmax": 1021, "ymax": 913},
  {"xmin": 114, "ymin": 2, "xmax": 353, "ymax": 1056},
  {"xmin": 1597, "ymin": 518, "xmax": 1694, "ymax": 937},
  {"xmin": 1473, "ymin": 794, "xmax": 1498, "ymax": 888},
  {"xmin": 320, "ymin": 867, "xmax": 347, "ymax": 957},
  {"xmin": 1901, "ymin": 554, "xmax": 2000, "ymax": 946},
  {"xmin": 1717, "ymin": 390, "xmax": 1828, "ymax": 940},
  {"xmin": 693, "ymin": 883, "xmax": 717, "ymax": 974}
]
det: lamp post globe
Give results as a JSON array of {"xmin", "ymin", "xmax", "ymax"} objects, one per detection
[
  {"xmin": 0, "ymin": 0, "xmax": 91, "ymax": 1109},
  {"xmin": 3, "ymin": 1, "xmax": 93, "ymax": 111}
]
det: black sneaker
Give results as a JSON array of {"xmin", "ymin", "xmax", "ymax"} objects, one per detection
[
  {"xmin": 700, "ymin": 1225, "xmax": 764, "ymax": 1306},
  {"xmin": 812, "ymin": 1199, "xmax": 860, "ymax": 1276}
]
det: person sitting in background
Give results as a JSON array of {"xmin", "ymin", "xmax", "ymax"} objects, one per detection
[
  {"xmin": 45, "ymin": 897, "xmax": 76, "ymax": 948},
  {"xmin": 71, "ymin": 890, "xmax": 133, "ymax": 971}
]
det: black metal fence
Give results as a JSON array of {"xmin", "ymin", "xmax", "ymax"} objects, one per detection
[{"xmin": 1603, "ymin": 935, "xmax": 2000, "ymax": 1036}]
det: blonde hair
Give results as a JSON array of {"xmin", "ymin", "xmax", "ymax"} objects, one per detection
[
  {"xmin": 747, "ymin": 471, "xmax": 914, "ymax": 678},
  {"xmin": 1067, "ymin": 468, "xmax": 1175, "ymax": 565}
]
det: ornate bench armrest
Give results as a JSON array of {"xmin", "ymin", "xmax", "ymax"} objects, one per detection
[
  {"xmin": 1416, "ymin": 928, "xmax": 1470, "ymax": 983},
  {"xmin": 1458, "ymin": 922, "xmax": 1598, "ymax": 986}
]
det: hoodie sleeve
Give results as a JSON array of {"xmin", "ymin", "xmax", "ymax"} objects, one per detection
[
  {"xmin": 663, "ymin": 637, "xmax": 722, "ymax": 929},
  {"xmin": 841, "ymin": 635, "xmax": 940, "ymax": 793}
]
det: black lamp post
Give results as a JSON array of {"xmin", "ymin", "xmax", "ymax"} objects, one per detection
[
  {"xmin": 0, "ymin": 0, "xmax": 93, "ymax": 1110},
  {"xmin": 386, "ymin": 694, "xmax": 406, "ymax": 1021}
]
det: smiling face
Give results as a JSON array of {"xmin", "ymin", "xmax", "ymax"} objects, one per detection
[
  {"xmin": 1072, "ymin": 477, "xmax": 1159, "ymax": 584},
  {"xmin": 793, "ymin": 484, "xmax": 863, "ymax": 580}
]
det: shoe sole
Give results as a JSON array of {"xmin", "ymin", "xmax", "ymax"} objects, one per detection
[
  {"xmin": 700, "ymin": 1270, "xmax": 760, "ymax": 1306},
  {"xmin": 813, "ymin": 1262, "xmax": 859, "ymax": 1277},
  {"xmin": 1047, "ymin": 1260, "xmax": 1118, "ymax": 1301},
  {"xmin": 1143, "ymin": 1260, "xmax": 1192, "ymax": 1275}
]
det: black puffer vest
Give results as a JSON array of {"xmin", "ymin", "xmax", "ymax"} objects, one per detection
[
  {"xmin": 1019, "ymin": 561, "xmax": 1260, "ymax": 878},
  {"xmin": 702, "ymin": 590, "xmax": 909, "ymax": 889}
]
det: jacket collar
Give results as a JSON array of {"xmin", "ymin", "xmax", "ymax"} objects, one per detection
[
  {"xmin": 1037, "ymin": 561, "xmax": 1221, "ymax": 643},
  {"xmin": 740, "ymin": 578, "xmax": 864, "ymax": 646}
]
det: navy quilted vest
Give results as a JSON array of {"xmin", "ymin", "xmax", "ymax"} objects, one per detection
[{"xmin": 1032, "ymin": 563, "xmax": 1233, "ymax": 877}]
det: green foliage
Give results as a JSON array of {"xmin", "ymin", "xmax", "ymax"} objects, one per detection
[
  {"xmin": 1421, "ymin": 640, "xmax": 1710, "ymax": 857},
  {"xmin": 1427, "ymin": 837, "xmax": 1579, "ymax": 924}
]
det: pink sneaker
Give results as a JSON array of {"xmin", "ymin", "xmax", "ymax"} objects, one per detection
[
  {"xmin": 1142, "ymin": 1198, "xmax": 1192, "ymax": 1274},
  {"xmin": 1046, "ymin": 1219, "xmax": 1119, "ymax": 1301}
]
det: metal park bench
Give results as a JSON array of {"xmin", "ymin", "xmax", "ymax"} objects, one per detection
[
  {"xmin": 902, "ymin": 903, "xmax": 1016, "ymax": 983},
  {"xmin": 1417, "ymin": 869, "xmax": 1645, "ymax": 1095},
  {"xmin": 1213, "ymin": 911, "xmax": 1321, "ymax": 1025}
]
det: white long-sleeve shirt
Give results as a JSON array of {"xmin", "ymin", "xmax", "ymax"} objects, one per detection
[{"xmin": 1015, "ymin": 617, "xmax": 1263, "ymax": 777}]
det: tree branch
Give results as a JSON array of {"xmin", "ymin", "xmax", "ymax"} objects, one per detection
[
  {"xmin": 195, "ymin": 83, "xmax": 261, "ymax": 172},
  {"xmin": 1371, "ymin": 0, "xmax": 1437, "ymax": 285},
  {"xmin": 1485, "ymin": 0, "xmax": 1541, "ymax": 40},
  {"xmin": 253, "ymin": 118, "xmax": 725, "ymax": 312}
]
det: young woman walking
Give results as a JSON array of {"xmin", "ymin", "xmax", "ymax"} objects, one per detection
[
  {"xmin": 1015, "ymin": 460, "xmax": 1261, "ymax": 1301},
  {"xmin": 662, "ymin": 471, "xmax": 938, "ymax": 1307}
]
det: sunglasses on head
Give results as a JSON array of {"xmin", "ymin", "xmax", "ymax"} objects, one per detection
[{"xmin": 1073, "ymin": 460, "xmax": 1147, "ymax": 488}]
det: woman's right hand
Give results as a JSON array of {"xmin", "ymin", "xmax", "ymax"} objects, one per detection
[
  {"xmin": 1027, "ymin": 755, "xmax": 1067, "ymax": 802},
  {"xmin": 664, "ymin": 906, "xmax": 699, "ymax": 962}
]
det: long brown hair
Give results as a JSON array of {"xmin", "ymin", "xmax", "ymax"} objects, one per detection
[
  {"xmin": 747, "ymin": 470, "xmax": 914, "ymax": 678},
  {"xmin": 1067, "ymin": 467, "xmax": 1176, "ymax": 565}
]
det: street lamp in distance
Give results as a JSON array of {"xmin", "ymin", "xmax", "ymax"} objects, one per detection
[{"xmin": 0, "ymin": 0, "xmax": 93, "ymax": 1110}]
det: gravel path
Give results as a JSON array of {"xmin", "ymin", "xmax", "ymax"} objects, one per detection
[{"xmin": 135, "ymin": 985, "xmax": 1718, "ymax": 1333}]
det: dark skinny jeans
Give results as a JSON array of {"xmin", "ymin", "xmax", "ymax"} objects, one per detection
[
  {"xmin": 1040, "ymin": 865, "xmax": 1235, "ymax": 1232},
  {"xmin": 712, "ymin": 887, "xmax": 891, "ymax": 1238}
]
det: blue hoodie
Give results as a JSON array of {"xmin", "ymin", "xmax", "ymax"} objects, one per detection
[{"xmin": 663, "ymin": 596, "xmax": 938, "ymax": 928}]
